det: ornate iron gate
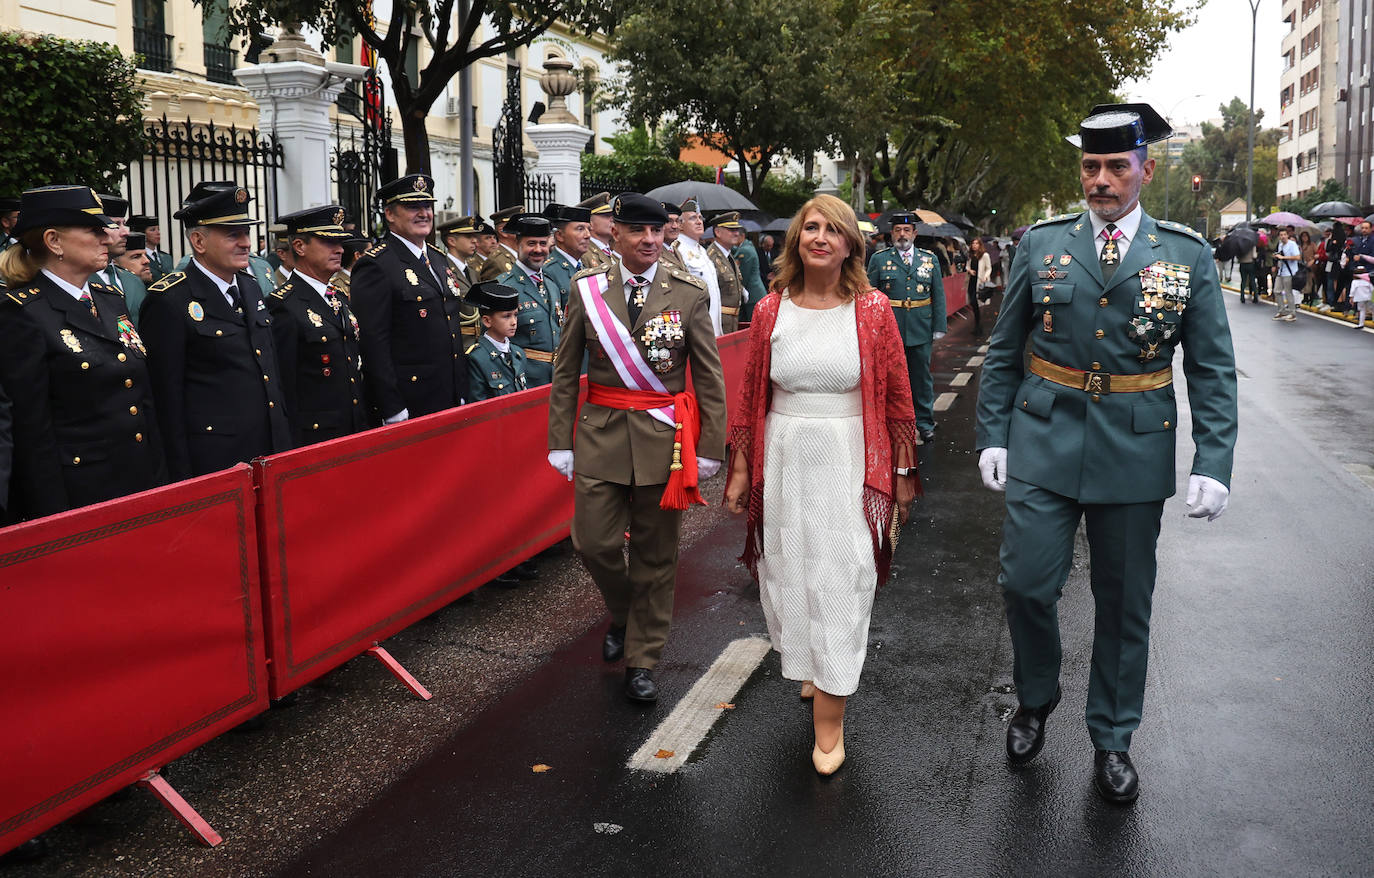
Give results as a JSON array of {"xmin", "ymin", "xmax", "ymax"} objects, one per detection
[
  {"xmin": 492, "ymin": 60, "xmax": 525, "ymax": 210},
  {"xmin": 332, "ymin": 68, "xmax": 393, "ymax": 237}
]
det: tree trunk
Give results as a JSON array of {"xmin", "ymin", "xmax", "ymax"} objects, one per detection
[
  {"xmin": 400, "ymin": 107, "xmax": 433, "ymax": 175},
  {"xmin": 850, "ymin": 152, "xmax": 869, "ymax": 215}
]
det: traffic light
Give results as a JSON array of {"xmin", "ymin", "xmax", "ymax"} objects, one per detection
[{"xmin": 1191, "ymin": 175, "xmax": 1202, "ymax": 192}]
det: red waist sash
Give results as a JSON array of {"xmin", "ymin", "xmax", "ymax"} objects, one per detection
[{"xmin": 586, "ymin": 383, "xmax": 704, "ymax": 510}]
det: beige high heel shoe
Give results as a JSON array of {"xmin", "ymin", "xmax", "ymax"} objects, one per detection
[
  {"xmin": 799, "ymin": 681, "xmax": 816, "ymax": 700},
  {"xmin": 812, "ymin": 723, "xmax": 845, "ymax": 775}
]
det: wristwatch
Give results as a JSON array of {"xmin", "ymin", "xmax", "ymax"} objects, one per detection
[{"xmin": 896, "ymin": 467, "xmax": 913, "ymax": 476}]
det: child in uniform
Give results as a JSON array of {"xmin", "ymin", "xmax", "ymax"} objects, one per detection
[{"xmin": 466, "ymin": 281, "xmax": 529, "ymax": 401}]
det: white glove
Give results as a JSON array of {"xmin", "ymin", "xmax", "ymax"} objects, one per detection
[
  {"xmin": 1186, "ymin": 474, "xmax": 1229, "ymax": 521},
  {"xmin": 547, "ymin": 450, "xmax": 574, "ymax": 481},
  {"xmin": 978, "ymin": 447, "xmax": 1008, "ymax": 492},
  {"xmin": 383, "ymin": 408, "xmax": 409, "ymax": 425},
  {"xmin": 933, "ymin": 331, "xmax": 946, "ymax": 340},
  {"xmin": 697, "ymin": 457, "xmax": 722, "ymax": 480}
]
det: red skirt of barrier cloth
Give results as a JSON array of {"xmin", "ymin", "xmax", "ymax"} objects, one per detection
[{"xmin": 585, "ymin": 383, "xmax": 704, "ymax": 509}]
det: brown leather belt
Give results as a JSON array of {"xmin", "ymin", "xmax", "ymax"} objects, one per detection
[
  {"xmin": 1029, "ymin": 354, "xmax": 1171, "ymax": 394},
  {"xmin": 720, "ymin": 306, "xmax": 739, "ymax": 316},
  {"xmin": 892, "ymin": 298, "xmax": 932, "ymax": 308},
  {"xmin": 525, "ymin": 348, "xmax": 555, "ymax": 364}
]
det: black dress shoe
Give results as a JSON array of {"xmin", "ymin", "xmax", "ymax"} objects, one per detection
[
  {"xmin": 1005, "ymin": 685, "xmax": 1061, "ymax": 765},
  {"xmin": 602, "ymin": 625, "xmax": 626, "ymax": 662},
  {"xmin": 625, "ymin": 667, "xmax": 658, "ymax": 703},
  {"xmin": 486, "ymin": 571, "xmax": 521, "ymax": 589},
  {"xmin": 918, "ymin": 425, "xmax": 937, "ymax": 442},
  {"xmin": 1094, "ymin": 750, "xmax": 1139, "ymax": 804},
  {"xmin": 511, "ymin": 560, "xmax": 539, "ymax": 580}
]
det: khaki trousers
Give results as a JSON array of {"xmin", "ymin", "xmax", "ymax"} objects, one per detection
[{"xmin": 572, "ymin": 475, "xmax": 683, "ymax": 669}]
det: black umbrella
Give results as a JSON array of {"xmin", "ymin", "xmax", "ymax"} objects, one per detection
[
  {"xmin": 940, "ymin": 211, "xmax": 977, "ymax": 230},
  {"xmin": 1222, "ymin": 225, "xmax": 1258, "ymax": 253},
  {"xmin": 645, "ymin": 181, "xmax": 757, "ymax": 211},
  {"xmin": 762, "ymin": 217, "xmax": 792, "ymax": 233},
  {"xmin": 1307, "ymin": 200, "xmax": 1362, "ymax": 218},
  {"xmin": 917, "ymin": 222, "xmax": 965, "ymax": 239}
]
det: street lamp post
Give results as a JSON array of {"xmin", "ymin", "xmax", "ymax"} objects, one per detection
[{"xmin": 1246, "ymin": 0, "xmax": 1262, "ymax": 224}]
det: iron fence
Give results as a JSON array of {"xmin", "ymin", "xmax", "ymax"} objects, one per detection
[
  {"xmin": 331, "ymin": 68, "xmax": 392, "ymax": 238},
  {"xmin": 523, "ymin": 174, "xmax": 556, "ymax": 212},
  {"xmin": 580, "ymin": 174, "xmax": 634, "ymax": 200}
]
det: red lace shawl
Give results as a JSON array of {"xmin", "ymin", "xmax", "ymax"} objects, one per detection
[{"xmin": 727, "ymin": 289, "xmax": 919, "ymax": 586}]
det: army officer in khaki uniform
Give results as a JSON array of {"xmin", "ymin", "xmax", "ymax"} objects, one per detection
[
  {"xmin": 975, "ymin": 104, "xmax": 1237, "ymax": 805},
  {"xmin": 707, "ymin": 212, "xmax": 747, "ymax": 333},
  {"xmin": 547, "ymin": 193, "xmax": 727, "ymax": 704}
]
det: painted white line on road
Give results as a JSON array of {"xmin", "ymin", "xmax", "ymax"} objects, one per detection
[
  {"xmin": 934, "ymin": 392, "xmax": 959, "ymax": 412},
  {"xmin": 950, "ymin": 372, "xmax": 972, "ymax": 387},
  {"xmin": 978, "ymin": 344, "xmax": 989, "ymax": 353},
  {"xmin": 965, "ymin": 355, "xmax": 985, "ymax": 367},
  {"xmin": 627, "ymin": 636, "xmax": 771, "ymax": 774}
]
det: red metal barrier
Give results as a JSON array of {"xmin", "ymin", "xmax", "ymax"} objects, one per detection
[
  {"xmin": 0, "ymin": 466, "xmax": 267, "ymax": 855},
  {"xmin": 943, "ymin": 272, "xmax": 969, "ymax": 317}
]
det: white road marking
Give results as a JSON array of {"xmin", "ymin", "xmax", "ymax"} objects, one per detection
[
  {"xmin": 965, "ymin": 355, "xmax": 985, "ymax": 367},
  {"xmin": 978, "ymin": 344, "xmax": 989, "ymax": 353},
  {"xmin": 627, "ymin": 636, "xmax": 771, "ymax": 773},
  {"xmin": 950, "ymin": 372, "xmax": 972, "ymax": 387},
  {"xmin": 934, "ymin": 392, "xmax": 959, "ymax": 412}
]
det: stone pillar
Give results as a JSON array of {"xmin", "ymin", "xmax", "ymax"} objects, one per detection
[
  {"xmin": 233, "ymin": 26, "xmax": 366, "ymax": 214},
  {"xmin": 524, "ymin": 47, "xmax": 593, "ymax": 206}
]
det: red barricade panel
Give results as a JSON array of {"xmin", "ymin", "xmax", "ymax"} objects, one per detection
[
  {"xmin": 255, "ymin": 385, "xmax": 576, "ymax": 697},
  {"xmin": 0, "ymin": 466, "xmax": 267, "ymax": 854},
  {"xmin": 943, "ymin": 273, "xmax": 968, "ymax": 317}
]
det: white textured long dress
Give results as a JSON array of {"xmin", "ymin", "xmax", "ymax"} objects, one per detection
[{"xmin": 756, "ymin": 297, "xmax": 876, "ymax": 697}]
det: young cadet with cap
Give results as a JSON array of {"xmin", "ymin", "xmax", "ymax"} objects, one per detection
[
  {"xmin": 88, "ymin": 194, "xmax": 150, "ymax": 327},
  {"xmin": 130, "ymin": 214, "xmax": 173, "ymax": 281},
  {"xmin": 547, "ymin": 193, "xmax": 728, "ymax": 704},
  {"xmin": 498, "ymin": 213, "xmax": 563, "ymax": 388},
  {"xmin": 266, "ymin": 204, "xmax": 369, "ymax": 446},
  {"xmin": 350, "ymin": 174, "xmax": 470, "ymax": 424},
  {"xmin": 706, "ymin": 212, "xmax": 748, "ymax": 332},
  {"xmin": 868, "ymin": 211, "xmax": 946, "ymax": 442},
  {"xmin": 541, "ymin": 203, "xmax": 592, "ymax": 301},
  {"xmin": 576, "ymin": 191, "xmax": 617, "ymax": 271},
  {"xmin": 0, "ymin": 185, "xmax": 167, "ymax": 519},
  {"xmin": 975, "ymin": 103, "xmax": 1238, "ymax": 805},
  {"xmin": 140, "ymin": 181, "xmax": 292, "ymax": 480},
  {"xmin": 465, "ymin": 280, "xmax": 528, "ymax": 401},
  {"xmin": 478, "ymin": 205, "xmax": 524, "ymax": 282},
  {"xmin": 437, "ymin": 214, "xmax": 482, "ymax": 296}
]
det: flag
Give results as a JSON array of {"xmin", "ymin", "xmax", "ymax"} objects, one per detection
[{"xmin": 714, "ymin": 166, "xmax": 724, "ymax": 185}]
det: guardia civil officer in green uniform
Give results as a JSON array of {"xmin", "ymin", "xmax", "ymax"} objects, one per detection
[
  {"xmin": 975, "ymin": 104, "xmax": 1238, "ymax": 805},
  {"xmin": 478, "ymin": 204, "xmax": 524, "ymax": 282},
  {"xmin": 88, "ymin": 194, "xmax": 150, "ymax": 326},
  {"xmin": 541, "ymin": 202, "xmax": 593, "ymax": 304},
  {"xmin": 868, "ymin": 212, "xmax": 946, "ymax": 441},
  {"xmin": 130, "ymin": 214, "xmax": 173, "ymax": 281},
  {"xmin": 498, "ymin": 213, "xmax": 563, "ymax": 387},
  {"xmin": 464, "ymin": 280, "xmax": 528, "ymax": 401}
]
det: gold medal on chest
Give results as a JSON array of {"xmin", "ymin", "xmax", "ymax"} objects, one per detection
[
  {"xmin": 60, "ymin": 328, "xmax": 82, "ymax": 353},
  {"xmin": 405, "ymin": 268, "xmax": 419, "ymax": 286},
  {"xmin": 307, "ymin": 309, "xmax": 324, "ymax": 328}
]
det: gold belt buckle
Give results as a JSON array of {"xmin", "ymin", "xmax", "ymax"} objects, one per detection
[{"xmin": 1082, "ymin": 371, "xmax": 1111, "ymax": 394}]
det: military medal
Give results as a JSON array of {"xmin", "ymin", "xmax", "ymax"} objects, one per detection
[
  {"xmin": 307, "ymin": 308, "xmax": 324, "ymax": 328},
  {"xmin": 115, "ymin": 316, "xmax": 145, "ymax": 355},
  {"xmin": 1038, "ymin": 269, "xmax": 1064, "ymax": 281},
  {"xmin": 1101, "ymin": 238, "xmax": 1120, "ymax": 266},
  {"xmin": 418, "ymin": 308, "xmax": 428, "ymax": 318},
  {"xmin": 1060, "ymin": 254, "xmax": 1072, "ymax": 266},
  {"xmin": 405, "ymin": 268, "xmax": 419, "ymax": 286},
  {"xmin": 60, "ymin": 329, "xmax": 82, "ymax": 353},
  {"xmin": 188, "ymin": 301, "xmax": 204, "ymax": 322},
  {"xmin": 348, "ymin": 312, "xmax": 361, "ymax": 339},
  {"xmin": 1042, "ymin": 310, "xmax": 1053, "ymax": 333},
  {"xmin": 1043, "ymin": 255, "xmax": 1053, "ymax": 266}
]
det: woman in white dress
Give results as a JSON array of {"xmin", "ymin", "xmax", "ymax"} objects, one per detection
[{"xmin": 725, "ymin": 195, "xmax": 919, "ymax": 774}]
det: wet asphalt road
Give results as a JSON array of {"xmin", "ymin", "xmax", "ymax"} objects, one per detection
[
  {"xmin": 271, "ymin": 294, "xmax": 1374, "ymax": 878},
  {"xmin": 8, "ymin": 292, "xmax": 1371, "ymax": 877}
]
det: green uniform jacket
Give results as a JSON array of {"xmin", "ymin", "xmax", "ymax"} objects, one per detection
[
  {"xmin": 89, "ymin": 266, "xmax": 149, "ymax": 326},
  {"xmin": 732, "ymin": 239, "xmax": 767, "ymax": 304},
  {"xmin": 975, "ymin": 211, "xmax": 1238, "ymax": 504},
  {"xmin": 543, "ymin": 247, "xmax": 583, "ymax": 313},
  {"xmin": 866, "ymin": 246, "xmax": 947, "ymax": 346},
  {"xmin": 148, "ymin": 249, "xmax": 174, "ymax": 282},
  {"xmin": 498, "ymin": 264, "xmax": 563, "ymax": 387},
  {"xmin": 466, "ymin": 335, "xmax": 529, "ymax": 401}
]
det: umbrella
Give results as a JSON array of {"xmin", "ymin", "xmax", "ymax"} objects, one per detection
[
  {"xmin": 920, "ymin": 222, "xmax": 965, "ymax": 238},
  {"xmin": 1307, "ymin": 200, "xmax": 1362, "ymax": 218},
  {"xmin": 1223, "ymin": 225, "xmax": 1258, "ymax": 251},
  {"xmin": 645, "ymin": 181, "xmax": 757, "ymax": 211},
  {"xmin": 1012, "ymin": 224, "xmax": 1031, "ymax": 239},
  {"xmin": 762, "ymin": 217, "xmax": 792, "ymax": 233},
  {"xmin": 941, "ymin": 211, "xmax": 977, "ymax": 230},
  {"xmin": 1259, "ymin": 211, "xmax": 1311, "ymax": 227},
  {"xmin": 1365, "ymin": 213, "xmax": 1374, "ymax": 223},
  {"xmin": 737, "ymin": 218, "xmax": 763, "ymax": 233}
]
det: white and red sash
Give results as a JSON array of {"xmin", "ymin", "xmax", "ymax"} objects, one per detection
[{"xmin": 575, "ymin": 272, "xmax": 675, "ymax": 429}]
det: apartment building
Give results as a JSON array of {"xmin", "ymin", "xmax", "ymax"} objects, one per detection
[
  {"xmin": 1334, "ymin": 0, "xmax": 1374, "ymax": 205},
  {"xmin": 1277, "ymin": 0, "xmax": 1341, "ymax": 202}
]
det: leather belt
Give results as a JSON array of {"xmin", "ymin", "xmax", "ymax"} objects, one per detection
[
  {"xmin": 892, "ymin": 298, "xmax": 932, "ymax": 308},
  {"xmin": 524, "ymin": 349, "xmax": 555, "ymax": 364},
  {"xmin": 720, "ymin": 306, "xmax": 740, "ymax": 316},
  {"xmin": 1029, "ymin": 353, "xmax": 1172, "ymax": 394}
]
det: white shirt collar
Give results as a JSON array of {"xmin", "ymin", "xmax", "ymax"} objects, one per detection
[
  {"xmin": 622, "ymin": 260, "xmax": 659, "ymax": 295},
  {"xmin": 390, "ymin": 232, "xmax": 427, "ymax": 261},
  {"xmin": 1088, "ymin": 202, "xmax": 1142, "ymax": 244},
  {"xmin": 517, "ymin": 260, "xmax": 542, "ymax": 280},
  {"xmin": 555, "ymin": 246, "xmax": 582, "ymax": 267},
  {"xmin": 293, "ymin": 270, "xmax": 332, "ymax": 302},
  {"xmin": 41, "ymin": 268, "xmax": 91, "ymax": 302},
  {"xmin": 712, "ymin": 240, "xmax": 732, "ymax": 258},
  {"xmin": 486, "ymin": 333, "xmax": 511, "ymax": 353},
  {"xmin": 190, "ymin": 258, "xmax": 237, "ymax": 298},
  {"xmin": 676, "ymin": 235, "xmax": 703, "ymax": 253}
]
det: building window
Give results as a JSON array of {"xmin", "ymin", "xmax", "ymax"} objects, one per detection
[
  {"xmin": 201, "ymin": 0, "xmax": 237, "ymax": 84},
  {"xmin": 581, "ymin": 64, "xmax": 598, "ymax": 154},
  {"xmin": 133, "ymin": 0, "xmax": 173, "ymax": 73}
]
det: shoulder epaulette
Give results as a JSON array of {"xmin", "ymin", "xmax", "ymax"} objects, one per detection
[
  {"xmin": 89, "ymin": 280, "xmax": 115, "ymax": 295},
  {"xmin": 572, "ymin": 265, "xmax": 610, "ymax": 283},
  {"xmin": 148, "ymin": 271, "xmax": 187, "ymax": 295},
  {"xmin": 363, "ymin": 241, "xmax": 388, "ymax": 258},
  {"xmin": 465, "ymin": 342, "xmax": 480, "ymax": 356},
  {"xmin": 1156, "ymin": 220, "xmax": 1207, "ymax": 243},
  {"xmin": 269, "ymin": 281, "xmax": 294, "ymax": 300},
  {"xmin": 5, "ymin": 285, "xmax": 41, "ymax": 306},
  {"xmin": 1032, "ymin": 212, "xmax": 1079, "ymax": 229},
  {"xmin": 669, "ymin": 267, "xmax": 707, "ymax": 289}
]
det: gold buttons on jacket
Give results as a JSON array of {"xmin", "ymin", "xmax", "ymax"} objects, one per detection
[
  {"xmin": 411, "ymin": 375, "xmax": 418, "ymax": 382},
  {"xmin": 1095, "ymin": 329, "xmax": 1105, "ymax": 339},
  {"xmin": 73, "ymin": 456, "xmax": 81, "ymax": 464},
  {"xmin": 263, "ymin": 374, "xmax": 270, "ymax": 381},
  {"xmin": 135, "ymin": 433, "xmax": 143, "ymax": 442},
  {"xmin": 1164, "ymin": 420, "xmax": 1171, "ymax": 428},
  {"xmin": 129, "ymin": 405, "xmax": 138, "ymax": 415},
  {"xmin": 117, "ymin": 353, "xmax": 126, "ymax": 362},
  {"xmin": 81, "ymin": 362, "xmax": 89, "ymax": 370},
  {"xmin": 1042, "ymin": 296, "xmax": 1051, "ymax": 303},
  {"xmin": 1099, "ymin": 297, "xmax": 1109, "ymax": 307},
  {"xmin": 124, "ymin": 378, "xmax": 133, "ymax": 388},
  {"xmin": 216, "ymin": 330, "xmax": 224, "ymax": 337},
  {"xmin": 1091, "ymin": 394, "xmax": 1101, "ymax": 403},
  {"xmin": 1091, "ymin": 362, "xmax": 1101, "ymax": 370},
  {"xmin": 206, "ymin": 425, "xmax": 213, "ymax": 431}
]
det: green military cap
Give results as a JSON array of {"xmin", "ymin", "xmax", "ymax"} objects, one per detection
[
  {"xmin": 679, "ymin": 198, "xmax": 701, "ymax": 215},
  {"xmin": 279, "ymin": 204, "xmax": 350, "ymax": 239},
  {"xmin": 174, "ymin": 181, "xmax": 260, "ymax": 228},
  {"xmin": 491, "ymin": 205, "xmax": 525, "ymax": 228},
  {"xmin": 611, "ymin": 193, "xmax": 669, "ymax": 226}
]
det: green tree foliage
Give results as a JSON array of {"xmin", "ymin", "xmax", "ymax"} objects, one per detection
[
  {"xmin": 0, "ymin": 33, "xmax": 145, "ymax": 195},
  {"xmin": 205, "ymin": 0, "xmax": 622, "ymax": 173},
  {"xmin": 1279, "ymin": 178, "xmax": 1353, "ymax": 216}
]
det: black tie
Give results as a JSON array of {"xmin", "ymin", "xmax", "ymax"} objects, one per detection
[
  {"xmin": 227, "ymin": 284, "xmax": 244, "ymax": 319},
  {"xmin": 1100, "ymin": 223, "xmax": 1122, "ymax": 284},
  {"xmin": 626, "ymin": 275, "xmax": 649, "ymax": 326}
]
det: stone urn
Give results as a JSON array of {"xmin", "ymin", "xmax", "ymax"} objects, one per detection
[{"xmin": 537, "ymin": 47, "xmax": 580, "ymax": 125}]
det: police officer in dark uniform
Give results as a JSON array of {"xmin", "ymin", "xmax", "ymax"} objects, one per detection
[
  {"xmin": 266, "ymin": 204, "xmax": 369, "ymax": 446},
  {"xmin": 0, "ymin": 378, "xmax": 12, "ymax": 522},
  {"xmin": 0, "ymin": 185, "xmax": 167, "ymax": 519},
  {"xmin": 350, "ymin": 173, "xmax": 470, "ymax": 423},
  {"xmin": 498, "ymin": 213, "xmax": 562, "ymax": 388},
  {"xmin": 140, "ymin": 181, "xmax": 291, "ymax": 480}
]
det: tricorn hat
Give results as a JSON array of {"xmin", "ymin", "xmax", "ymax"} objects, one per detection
[
  {"xmin": 466, "ymin": 280, "xmax": 520, "ymax": 313},
  {"xmin": 506, "ymin": 213, "xmax": 552, "ymax": 238},
  {"xmin": 1067, "ymin": 102, "xmax": 1173, "ymax": 152}
]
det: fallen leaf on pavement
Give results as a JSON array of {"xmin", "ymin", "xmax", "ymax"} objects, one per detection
[
  {"xmin": 531, "ymin": 764, "xmax": 552, "ymax": 773},
  {"xmin": 715, "ymin": 702, "xmax": 735, "ymax": 710},
  {"xmin": 593, "ymin": 822, "xmax": 623, "ymax": 834},
  {"xmin": 654, "ymin": 749, "xmax": 675, "ymax": 759}
]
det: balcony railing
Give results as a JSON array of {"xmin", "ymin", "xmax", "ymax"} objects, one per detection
[
  {"xmin": 204, "ymin": 44, "xmax": 238, "ymax": 84},
  {"xmin": 134, "ymin": 26, "xmax": 174, "ymax": 73}
]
